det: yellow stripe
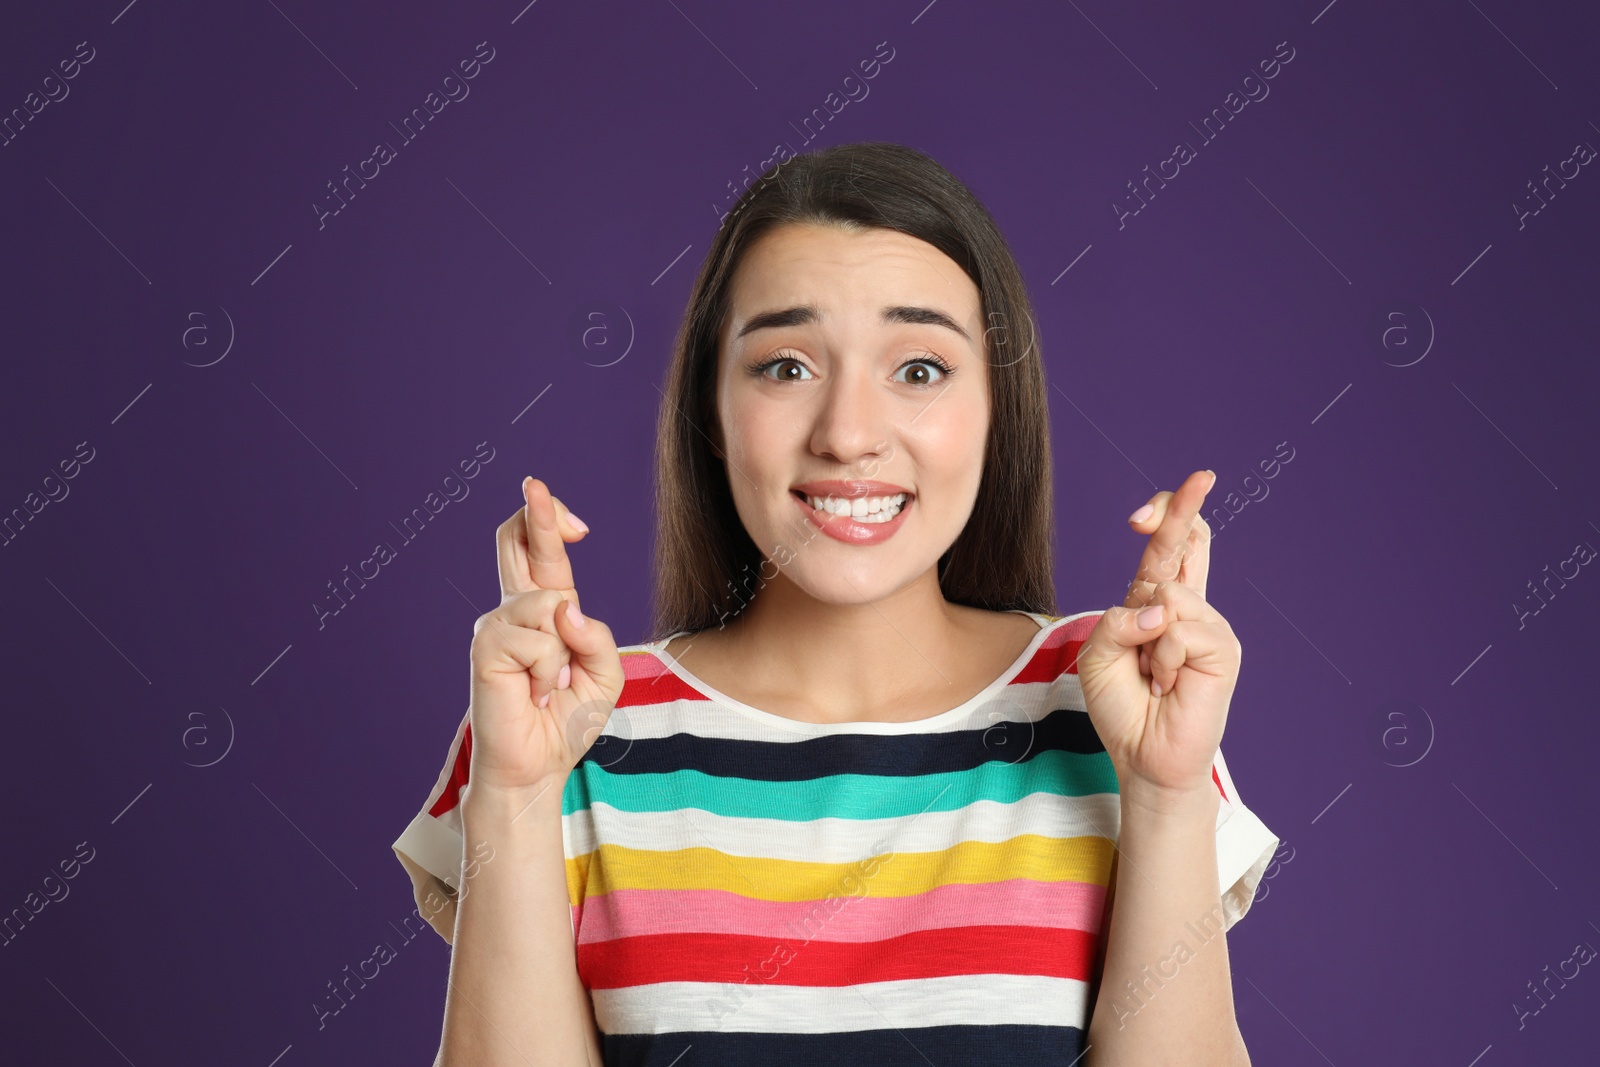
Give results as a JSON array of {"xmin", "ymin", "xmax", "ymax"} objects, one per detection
[{"xmin": 566, "ymin": 834, "xmax": 1113, "ymax": 904}]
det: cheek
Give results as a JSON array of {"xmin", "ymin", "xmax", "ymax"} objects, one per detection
[
  {"xmin": 905, "ymin": 395, "xmax": 988, "ymax": 488},
  {"xmin": 721, "ymin": 393, "xmax": 805, "ymax": 473},
  {"xmin": 718, "ymin": 402, "xmax": 798, "ymax": 528},
  {"xmin": 720, "ymin": 406, "xmax": 775, "ymax": 474}
]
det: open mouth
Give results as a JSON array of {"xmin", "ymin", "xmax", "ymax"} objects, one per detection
[{"xmin": 789, "ymin": 489, "xmax": 909, "ymax": 524}]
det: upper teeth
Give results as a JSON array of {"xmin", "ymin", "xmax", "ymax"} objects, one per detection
[{"xmin": 804, "ymin": 492, "xmax": 907, "ymax": 522}]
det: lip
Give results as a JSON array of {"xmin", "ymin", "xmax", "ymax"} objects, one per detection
[
  {"xmin": 791, "ymin": 479, "xmax": 913, "ymax": 498},
  {"xmin": 790, "ymin": 480, "xmax": 914, "ymax": 546}
]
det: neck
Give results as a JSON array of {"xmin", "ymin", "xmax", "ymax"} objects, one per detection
[{"xmin": 709, "ymin": 566, "xmax": 977, "ymax": 721}]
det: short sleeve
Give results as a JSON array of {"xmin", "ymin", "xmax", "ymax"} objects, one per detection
[
  {"xmin": 391, "ymin": 708, "xmax": 474, "ymax": 944},
  {"xmin": 1210, "ymin": 745, "xmax": 1280, "ymax": 931}
]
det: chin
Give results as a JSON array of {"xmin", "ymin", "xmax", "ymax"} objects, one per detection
[
  {"xmin": 781, "ymin": 548, "xmax": 928, "ymax": 606},
  {"xmin": 790, "ymin": 572, "xmax": 906, "ymax": 607},
  {"xmin": 741, "ymin": 503, "xmax": 957, "ymax": 605}
]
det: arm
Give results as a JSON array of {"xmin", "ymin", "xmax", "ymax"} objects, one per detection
[
  {"xmin": 434, "ymin": 476, "xmax": 623, "ymax": 1064},
  {"xmin": 1084, "ymin": 780, "xmax": 1249, "ymax": 1066},
  {"xmin": 1075, "ymin": 470, "xmax": 1254, "ymax": 1065},
  {"xmin": 438, "ymin": 776, "xmax": 602, "ymax": 1066}
]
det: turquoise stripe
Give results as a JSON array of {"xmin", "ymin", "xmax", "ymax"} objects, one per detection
[{"xmin": 560, "ymin": 749, "xmax": 1120, "ymax": 820}]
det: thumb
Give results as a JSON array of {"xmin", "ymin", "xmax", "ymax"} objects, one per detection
[
  {"xmin": 553, "ymin": 598, "xmax": 624, "ymax": 704},
  {"xmin": 1080, "ymin": 604, "xmax": 1165, "ymax": 670}
]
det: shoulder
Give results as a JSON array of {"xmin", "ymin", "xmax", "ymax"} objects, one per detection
[
  {"xmin": 1012, "ymin": 608, "xmax": 1106, "ymax": 684},
  {"xmin": 612, "ymin": 639, "xmax": 700, "ymax": 710}
]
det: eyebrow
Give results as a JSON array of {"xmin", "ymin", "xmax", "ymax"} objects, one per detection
[{"xmin": 733, "ymin": 303, "xmax": 972, "ymax": 343}]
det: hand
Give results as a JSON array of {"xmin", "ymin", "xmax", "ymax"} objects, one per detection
[
  {"xmin": 466, "ymin": 477, "xmax": 625, "ymax": 797},
  {"xmin": 1076, "ymin": 470, "xmax": 1242, "ymax": 801}
]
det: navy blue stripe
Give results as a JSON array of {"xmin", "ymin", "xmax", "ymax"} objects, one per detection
[
  {"xmin": 601, "ymin": 1023, "xmax": 1085, "ymax": 1065},
  {"xmin": 582, "ymin": 707, "xmax": 1105, "ymax": 779}
]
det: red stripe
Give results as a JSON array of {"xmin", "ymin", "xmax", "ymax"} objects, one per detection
[
  {"xmin": 577, "ymin": 925, "xmax": 1096, "ymax": 989},
  {"xmin": 1012, "ymin": 613, "xmax": 1101, "ymax": 685},
  {"xmin": 429, "ymin": 723, "xmax": 473, "ymax": 818},
  {"xmin": 1012, "ymin": 637, "xmax": 1090, "ymax": 685},
  {"xmin": 1212, "ymin": 764, "xmax": 1227, "ymax": 802},
  {"xmin": 617, "ymin": 670, "xmax": 707, "ymax": 708}
]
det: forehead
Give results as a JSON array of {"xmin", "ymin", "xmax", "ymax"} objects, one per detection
[{"xmin": 724, "ymin": 223, "xmax": 981, "ymax": 333}]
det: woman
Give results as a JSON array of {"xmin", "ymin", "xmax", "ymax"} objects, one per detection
[{"xmin": 393, "ymin": 141, "xmax": 1280, "ymax": 1065}]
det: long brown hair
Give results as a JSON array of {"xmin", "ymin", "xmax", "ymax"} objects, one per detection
[{"xmin": 647, "ymin": 141, "xmax": 1054, "ymax": 641}]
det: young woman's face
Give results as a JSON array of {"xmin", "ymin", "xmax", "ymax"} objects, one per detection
[{"xmin": 715, "ymin": 221, "xmax": 990, "ymax": 606}]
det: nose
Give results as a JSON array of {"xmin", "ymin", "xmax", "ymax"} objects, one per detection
[{"xmin": 808, "ymin": 362, "xmax": 892, "ymax": 471}]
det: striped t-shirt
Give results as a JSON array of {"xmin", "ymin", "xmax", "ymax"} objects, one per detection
[{"xmin": 393, "ymin": 608, "xmax": 1280, "ymax": 1065}]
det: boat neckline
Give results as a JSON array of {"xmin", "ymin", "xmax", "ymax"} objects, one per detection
[{"xmin": 642, "ymin": 609, "xmax": 1071, "ymax": 736}]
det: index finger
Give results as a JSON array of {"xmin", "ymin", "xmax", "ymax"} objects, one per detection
[{"xmin": 1123, "ymin": 469, "xmax": 1214, "ymax": 608}]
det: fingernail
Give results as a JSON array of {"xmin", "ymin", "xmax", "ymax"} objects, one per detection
[
  {"xmin": 1151, "ymin": 677, "xmax": 1163, "ymax": 697},
  {"xmin": 1137, "ymin": 605, "xmax": 1163, "ymax": 630},
  {"xmin": 567, "ymin": 512, "xmax": 589, "ymax": 534},
  {"xmin": 566, "ymin": 601, "xmax": 587, "ymax": 628},
  {"xmin": 522, "ymin": 476, "xmax": 533, "ymax": 496},
  {"xmin": 538, "ymin": 691, "xmax": 551, "ymax": 708},
  {"xmin": 557, "ymin": 664, "xmax": 571, "ymax": 689},
  {"xmin": 1204, "ymin": 469, "xmax": 1216, "ymax": 487},
  {"xmin": 1128, "ymin": 504, "xmax": 1154, "ymax": 524}
]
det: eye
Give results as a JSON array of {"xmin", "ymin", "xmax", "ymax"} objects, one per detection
[
  {"xmin": 748, "ymin": 355, "xmax": 814, "ymax": 382},
  {"xmin": 892, "ymin": 354, "xmax": 956, "ymax": 387}
]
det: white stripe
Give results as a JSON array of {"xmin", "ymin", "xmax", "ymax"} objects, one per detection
[
  {"xmin": 592, "ymin": 972, "xmax": 1089, "ymax": 1034},
  {"xmin": 562, "ymin": 792, "xmax": 1122, "ymax": 863},
  {"xmin": 605, "ymin": 673, "xmax": 1090, "ymax": 742}
]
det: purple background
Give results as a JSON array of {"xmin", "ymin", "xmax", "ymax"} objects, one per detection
[{"xmin": 4, "ymin": 0, "xmax": 1598, "ymax": 1062}]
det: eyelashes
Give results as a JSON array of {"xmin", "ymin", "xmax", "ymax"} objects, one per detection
[
  {"xmin": 745, "ymin": 352, "xmax": 957, "ymax": 385},
  {"xmin": 906, "ymin": 353, "xmax": 957, "ymax": 376}
]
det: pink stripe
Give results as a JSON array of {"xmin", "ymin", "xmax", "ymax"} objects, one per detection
[{"xmin": 572, "ymin": 878, "xmax": 1106, "ymax": 945}]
